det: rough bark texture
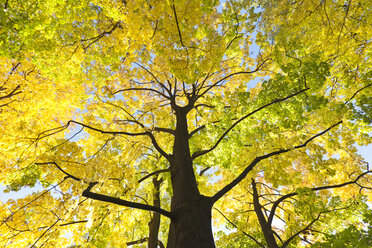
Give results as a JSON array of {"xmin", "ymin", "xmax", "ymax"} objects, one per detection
[
  {"xmin": 148, "ymin": 177, "xmax": 163, "ymax": 248},
  {"xmin": 166, "ymin": 107, "xmax": 216, "ymax": 248},
  {"xmin": 252, "ymin": 179, "xmax": 279, "ymax": 248},
  {"xmin": 167, "ymin": 196, "xmax": 215, "ymax": 248}
]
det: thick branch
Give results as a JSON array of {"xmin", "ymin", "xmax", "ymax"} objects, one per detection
[
  {"xmin": 252, "ymin": 179, "xmax": 279, "ymax": 248},
  {"xmin": 189, "ymin": 124, "xmax": 206, "ymax": 139},
  {"xmin": 138, "ymin": 168, "xmax": 170, "ymax": 183},
  {"xmin": 199, "ymin": 167, "xmax": 211, "ymax": 176},
  {"xmin": 192, "ymin": 88, "xmax": 310, "ymax": 160},
  {"xmin": 36, "ymin": 161, "xmax": 172, "ymax": 218},
  {"xmin": 148, "ymin": 177, "xmax": 163, "ymax": 248},
  {"xmin": 211, "ymin": 121, "xmax": 342, "ymax": 203},
  {"xmin": 154, "ymin": 127, "xmax": 175, "ymax": 135},
  {"xmin": 82, "ymin": 183, "xmax": 173, "ymax": 219}
]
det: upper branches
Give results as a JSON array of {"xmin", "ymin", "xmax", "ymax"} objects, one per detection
[
  {"xmin": 192, "ymin": 87, "xmax": 310, "ymax": 160},
  {"xmin": 195, "ymin": 58, "xmax": 270, "ymax": 101}
]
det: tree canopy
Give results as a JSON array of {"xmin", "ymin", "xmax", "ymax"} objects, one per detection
[{"xmin": 0, "ymin": 0, "xmax": 371, "ymax": 247}]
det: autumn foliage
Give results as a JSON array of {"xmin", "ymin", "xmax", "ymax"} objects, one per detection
[{"xmin": 0, "ymin": 0, "xmax": 371, "ymax": 247}]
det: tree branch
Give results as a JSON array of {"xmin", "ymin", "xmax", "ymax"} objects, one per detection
[
  {"xmin": 66, "ymin": 120, "xmax": 148, "ymax": 136},
  {"xmin": 153, "ymin": 127, "xmax": 175, "ymax": 135},
  {"xmin": 189, "ymin": 124, "xmax": 206, "ymax": 139},
  {"xmin": 214, "ymin": 208, "xmax": 265, "ymax": 248},
  {"xmin": 197, "ymin": 58, "xmax": 269, "ymax": 99},
  {"xmin": 172, "ymin": 4, "xmax": 185, "ymax": 47},
  {"xmin": 252, "ymin": 179, "xmax": 279, "ymax": 248},
  {"xmin": 66, "ymin": 120, "xmax": 171, "ymax": 160},
  {"xmin": 112, "ymin": 87, "xmax": 170, "ymax": 100},
  {"xmin": 1, "ymin": 178, "xmax": 67, "ymax": 228},
  {"xmin": 35, "ymin": 162, "xmax": 82, "ymax": 182},
  {"xmin": 267, "ymin": 169, "xmax": 372, "ymax": 225},
  {"xmin": 126, "ymin": 238, "xmax": 165, "ymax": 248},
  {"xmin": 345, "ymin": 82, "xmax": 372, "ymax": 104},
  {"xmin": 30, "ymin": 218, "xmax": 60, "ymax": 248},
  {"xmin": 138, "ymin": 168, "xmax": 170, "ymax": 183},
  {"xmin": 211, "ymin": 121, "xmax": 342, "ymax": 203},
  {"xmin": 81, "ymin": 21, "xmax": 121, "ymax": 50},
  {"xmin": 35, "ymin": 161, "xmax": 172, "ymax": 218},
  {"xmin": 199, "ymin": 167, "xmax": 211, "ymax": 176},
  {"xmin": 280, "ymin": 205, "xmax": 352, "ymax": 248},
  {"xmin": 0, "ymin": 84, "xmax": 22, "ymax": 101},
  {"xmin": 82, "ymin": 183, "xmax": 173, "ymax": 219},
  {"xmin": 281, "ymin": 215, "xmax": 319, "ymax": 248},
  {"xmin": 192, "ymin": 87, "xmax": 310, "ymax": 160}
]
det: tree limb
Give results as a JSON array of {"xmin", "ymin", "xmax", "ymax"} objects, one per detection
[
  {"xmin": 66, "ymin": 120, "xmax": 171, "ymax": 160},
  {"xmin": 172, "ymin": 4, "xmax": 185, "ymax": 47},
  {"xmin": 82, "ymin": 183, "xmax": 173, "ymax": 219},
  {"xmin": 126, "ymin": 237, "xmax": 165, "ymax": 248},
  {"xmin": 267, "ymin": 169, "xmax": 372, "ymax": 225},
  {"xmin": 214, "ymin": 208, "xmax": 265, "ymax": 248},
  {"xmin": 112, "ymin": 87, "xmax": 170, "ymax": 100},
  {"xmin": 197, "ymin": 58, "xmax": 269, "ymax": 99},
  {"xmin": 281, "ymin": 215, "xmax": 319, "ymax": 248},
  {"xmin": 30, "ymin": 218, "xmax": 60, "ymax": 248},
  {"xmin": 345, "ymin": 82, "xmax": 372, "ymax": 104},
  {"xmin": 0, "ymin": 85, "xmax": 22, "ymax": 101},
  {"xmin": 280, "ymin": 205, "xmax": 352, "ymax": 248},
  {"xmin": 35, "ymin": 161, "xmax": 173, "ymax": 218},
  {"xmin": 192, "ymin": 87, "xmax": 310, "ymax": 160},
  {"xmin": 252, "ymin": 179, "xmax": 279, "ymax": 248},
  {"xmin": 138, "ymin": 168, "xmax": 170, "ymax": 183},
  {"xmin": 211, "ymin": 121, "xmax": 342, "ymax": 203},
  {"xmin": 189, "ymin": 124, "xmax": 206, "ymax": 139},
  {"xmin": 1, "ymin": 178, "xmax": 67, "ymax": 228}
]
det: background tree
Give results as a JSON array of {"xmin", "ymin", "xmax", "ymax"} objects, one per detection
[{"xmin": 0, "ymin": 0, "xmax": 371, "ymax": 247}]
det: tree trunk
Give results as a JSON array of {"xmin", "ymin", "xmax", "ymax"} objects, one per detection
[
  {"xmin": 166, "ymin": 107, "xmax": 216, "ymax": 248},
  {"xmin": 148, "ymin": 177, "xmax": 162, "ymax": 248},
  {"xmin": 166, "ymin": 196, "xmax": 215, "ymax": 248},
  {"xmin": 252, "ymin": 179, "xmax": 279, "ymax": 248}
]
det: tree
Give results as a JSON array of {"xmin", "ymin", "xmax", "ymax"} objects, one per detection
[{"xmin": 0, "ymin": 0, "xmax": 371, "ymax": 247}]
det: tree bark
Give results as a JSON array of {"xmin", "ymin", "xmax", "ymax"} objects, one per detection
[
  {"xmin": 251, "ymin": 179, "xmax": 279, "ymax": 248},
  {"xmin": 148, "ymin": 177, "xmax": 162, "ymax": 248},
  {"xmin": 166, "ymin": 107, "xmax": 215, "ymax": 248},
  {"xmin": 166, "ymin": 196, "xmax": 215, "ymax": 248}
]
